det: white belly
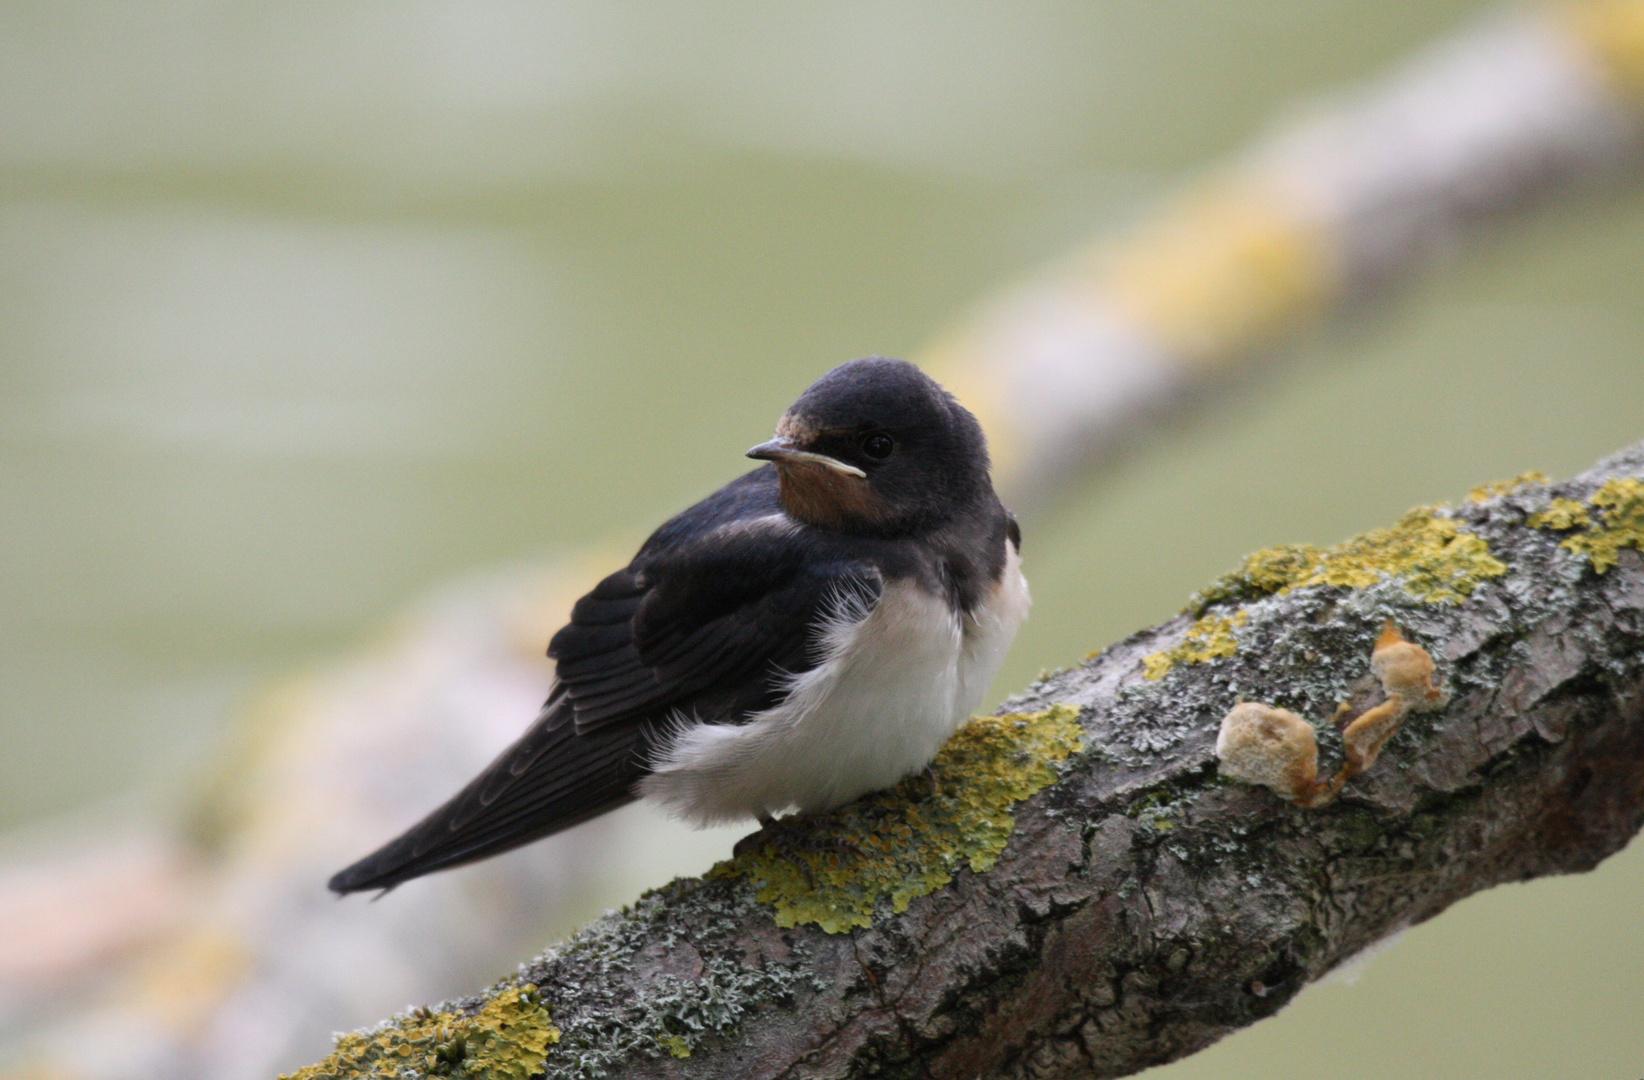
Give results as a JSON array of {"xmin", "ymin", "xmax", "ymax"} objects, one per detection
[{"xmin": 640, "ymin": 546, "xmax": 1030, "ymax": 825}]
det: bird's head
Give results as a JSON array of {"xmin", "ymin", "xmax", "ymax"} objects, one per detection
[{"xmin": 747, "ymin": 357, "xmax": 991, "ymax": 536}]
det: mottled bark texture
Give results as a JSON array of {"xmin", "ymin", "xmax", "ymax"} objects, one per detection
[{"xmin": 348, "ymin": 441, "xmax": 1644, "ymax": 1080}]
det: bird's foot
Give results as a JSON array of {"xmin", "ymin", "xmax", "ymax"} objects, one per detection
[{"xmin": 734, "ymin": 813, "xmax": 863, "ymax": 884}]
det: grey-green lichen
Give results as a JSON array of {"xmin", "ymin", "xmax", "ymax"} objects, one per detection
[
  {"xmin": 1529, "ymin": 477, "xmax": 1644, "ymax": 573},
  {"xmin": 512, "ymin": 880, "xmax": 822, "ymax": 1078},
  {"xmin": 280, "ymin": 984, "xmax": 558, "ymax": 1080},
  {"xmin": 710, "ymin": 705, "xmax": 1085, "ymax": 933}
]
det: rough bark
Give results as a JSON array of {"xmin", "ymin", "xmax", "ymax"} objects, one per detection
[{"xmin": 307, "ymin": 440, "xmax": 1644, "ymax": 1080}]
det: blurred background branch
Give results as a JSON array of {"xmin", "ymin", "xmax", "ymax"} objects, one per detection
[{"xmin": 1, "ymin": 2, "xmax": 1642, "ymax": 1078}]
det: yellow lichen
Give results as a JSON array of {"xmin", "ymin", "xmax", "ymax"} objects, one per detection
[
  {"xmin": 1559, "ymin": 0, "xmax": 1644, "ymax": 102},
  {"xmin": 280, "ymin": 984, "xmax": 558, "ymax": 1080},
  {"xmin": 1532, "ymin": 478, "xmax": 1644, "ymax": 574},
  {"xmin": 1526, "ymin": 497, "xmax": 1592, "ymax": 531},
  {"xmin": 1142, "ymin": 611, "xmax": 1247, "ymax": 681},
  {"xmin": 1467, "ymin": 471, "xmax": 1549, "ymax": 503},
  {"xmin": 656, "ymin": 1035, "xmax": 691, "ymax": 1059},
  {"xmin": 1190, "ymin": 507, "xmax": 1507, "ymax": 613},
  {"xmin": 712, "ymin": 706, "xmax": 1084, "ymax": 934}
]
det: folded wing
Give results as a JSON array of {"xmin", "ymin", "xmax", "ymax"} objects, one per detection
[{"xmin": 328, "ymin": 515, "xmax": 881, "ymax": 894}]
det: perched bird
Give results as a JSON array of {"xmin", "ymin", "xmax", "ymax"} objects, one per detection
[{"xmin": 329, "ymin": 358, "xmax": 1028, "ymax": 894}]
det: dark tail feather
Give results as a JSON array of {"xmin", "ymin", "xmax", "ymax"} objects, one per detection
[{"xmin": 328, "ymin": 694, "xmax": 647, "ymax": 894}]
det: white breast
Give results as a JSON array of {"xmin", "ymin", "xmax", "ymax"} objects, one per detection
[{"xmin": 640, "ymin": 545, "xmax": 1030, "ymax": 826}]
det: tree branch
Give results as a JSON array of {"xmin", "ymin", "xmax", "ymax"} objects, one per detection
[{"xmin": 289, "ymin": 440, "xmax": 1644, "ymax": 1080}]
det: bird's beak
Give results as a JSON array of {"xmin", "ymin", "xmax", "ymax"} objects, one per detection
[{"xmin": 745, "ymin": 437, "xmax": 866, "ymax": 478}]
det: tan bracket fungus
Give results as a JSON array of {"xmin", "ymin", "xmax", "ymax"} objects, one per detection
[{"xmin": 1216, "ymin": 623, "xmax": 1447, "ymax": 808}]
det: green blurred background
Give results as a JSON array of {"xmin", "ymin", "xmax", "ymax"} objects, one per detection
[{"xmin": 2, "ymin": 1, "xmax": 1642, "ymax": 1076}]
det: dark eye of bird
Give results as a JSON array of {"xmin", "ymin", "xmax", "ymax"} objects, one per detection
[{"xmin": 860, "ymin": 432, "xmax": 895, "ymax": 461}]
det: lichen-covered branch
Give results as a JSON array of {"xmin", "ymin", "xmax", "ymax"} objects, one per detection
[{"xmin": 288, "ymin": 441, "xmax": 1644, "ymax": 1080}]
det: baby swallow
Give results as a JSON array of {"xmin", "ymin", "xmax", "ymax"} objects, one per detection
[{"xmin": 329, "ymin": 357, "xmax": 1028, "ymax": 894}]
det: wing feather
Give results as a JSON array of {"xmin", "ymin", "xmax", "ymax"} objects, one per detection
[
  {"xmin": 329, "ymin": 470, "xmax": 889, "ymax": 894},
  {"xmin": 328, "ymin": 690, "xmax": 646, "ymax": 893}
]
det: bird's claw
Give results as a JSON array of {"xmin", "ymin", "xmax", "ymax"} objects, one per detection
[{"xmin": 734, "ymin": 814, "xmax": 863, "ymax": 885}]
